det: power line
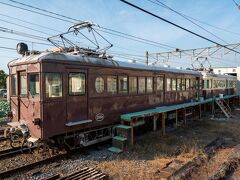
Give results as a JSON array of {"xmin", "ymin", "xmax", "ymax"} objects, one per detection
[
  {"xmin": 0, "ymin": 1, "xmax": 74, "ymax": 23},
  {"xmin": 3, "ymin": 0, "xmax": 176, "ymax": 50},
  {"xmin": 0, "ymin": 18, "xmax": 53, "ymax": 36},
  {"xmin": 0, "ymin": 36, "xmax": 53, "ymax": 46},
  {"xmin": 147, "ymin": 0, "xmax": 228, "ymax": 44},
  {"xmin": 120, "ymin": 0, "xmax": 240, "ymax": 55},
  {"xmin": 148, "ymin": 0, "xmax": 240, "ymax": 37},
  {"xmin": 0, "ymin": 46, "xmax": 15, "ymax": 50}
]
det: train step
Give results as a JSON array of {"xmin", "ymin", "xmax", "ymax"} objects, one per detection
[
  {"xmin": 108, "ymin": 146, "xmax": 123, "ymax": 154},
  {"xmin": 112, "ymin": 136, "xmax": 127, "ymax": 150},
  {"xmin": 116, "ymin": 125, "xmax": 132, "ymax": 143}
]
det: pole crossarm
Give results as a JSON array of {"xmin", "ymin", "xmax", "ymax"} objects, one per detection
[{"xmin": 150, "ymin": 43, "xmax": 240, "ymax": 63}]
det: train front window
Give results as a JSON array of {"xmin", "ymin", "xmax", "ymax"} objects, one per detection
[
  {"xmin": 69, "ymin": 73, "xmax": 85, "ymax": 96},
  {"xmin": 29, "ymin": 74, "xmax": 39, "ymax": 96},
  {"xmin": 45, "ymin": 73, "xmax": 62, "ymax": 98},
  {"xmin": 107, "ymin": 76, "xmax": 117, "ymax": 94},
  {"xmin": 11, "ymin": 75, "xmax": 17, "ymax": 96},
  {"xmin": 177, "ymin": 79, "xmax": 181, "ymax": 91},
  {"xmin": 119, "ymin": 76, "xmax": 128, "ymax": 93},
  {"xmin": 20, "ymin": 74, "xmax": 27, "ymax": 96}
]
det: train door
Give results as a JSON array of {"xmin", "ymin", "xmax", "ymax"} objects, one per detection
[
  {"xmin": 196, "ymin": 77, "xmax": 200, "ymax": 100},
  {"xmin": 66, "ymin": 69, "xmax": 88, "ymax": 124}
]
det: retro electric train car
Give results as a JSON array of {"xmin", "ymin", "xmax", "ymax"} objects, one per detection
[{"xmin": 6, "ymin": 48, "xmax": 237, "ymax": 149}]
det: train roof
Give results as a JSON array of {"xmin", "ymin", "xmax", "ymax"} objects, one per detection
[
  {"xmin": 10, "ymin": 52, "xmax": 201, "ymax": 75},
  {"xmin": 201, "ymin": 71, "xmax": 237, "ymax": 79}
]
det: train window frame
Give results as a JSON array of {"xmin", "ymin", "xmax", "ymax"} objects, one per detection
[
  {"xmin": 129, "ymin": 76, "xmax": 137, "ymax": 94},
  {"xmin": 177, "ymin": 78, "xmax": 182, "ymax": 91},
  {"xmin": 182, "ymin": 79, "xmax": 186, "ymax": 91},
  {"xmin": 107, "ymin": 76, "xmax": 117, "ymax": 94},
  {"xmin": 138, "ymin": 76, "xmax": 146, "ymax": 94},
  {"xmin": 146, "ymin": 77, "xmax": 153, "ymax": 93},
  {"xmin": 186, "ymin": 79, "xmax": 190, "ymax": 90},
  {"xmin": 156, "ymin": 77, "xmax": 164, "ymax": 91},
  {"xmin": 166, "ymin": 78, "xmax": 171, "ymax": 92},
  {"xmin": 172, "ymin": 78, "xmax": 177, "ymax": 91},
  {"xmin": 118, "ymin": 76, "xmax": 128, "ymax": 94},
  {"xmin": 19, "ymin": 73, "xmax": 27, "ymax": 97},
  {"xmin": 95, "ymin": 76, "xmax": 104, "ymax": 94},
  {"xmin": 45, "ymin": 73, "xmax": 63, "ymax": 98},
  {"xmin": 28, "ymin": 73, "xmax": 40, "ymax": 97},
  {"xmin": 68, "ymin": 72, "xmax": 86, "ymax": 96},
  {"xmin": 11, "ymin": 74, "xmax": 17, "ymax": 96}
]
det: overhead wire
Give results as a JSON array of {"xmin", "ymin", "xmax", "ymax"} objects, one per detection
[
  {"xmin": 2, "ymin": 0, "xmax": 177, "ymax": 51},
  {"xmin": 119, "ymin": 0, "xmax": 240, "ymax": 55},
  {"xmin": 147, "ymin": 0, "xmax": 229, "ymax": 44}
]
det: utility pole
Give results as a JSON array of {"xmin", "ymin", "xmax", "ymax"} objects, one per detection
[{"xmin": 145, "ymin": 51, "xmax": 149, "ymax": 65}]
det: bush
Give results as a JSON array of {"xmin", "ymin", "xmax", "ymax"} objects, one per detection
[{"xmin": 0, "ymin": 100, "xmax": 10, "ymax": 118}]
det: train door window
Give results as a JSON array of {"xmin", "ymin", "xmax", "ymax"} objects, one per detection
[
  {"xmin": 95, "ymin": 77, "xmax": 104, "ymax": 93},
  {"xmin": 157, "ymin": 77, "xmax": 164, "ymax": 91},
  {"xmin": 11, "ymin": 75, "xmax": 17, "ymax": 96},
  {"xmin": 129, "ymin": 77, "xmax": 137, "ymax": 93},
  {"xmin": 107, "ymin": 76, "xmax": 117, "ymax": 94},
  {"xmin": 166, "ymin": 78, "xmax": 171, "ymax": 91},
  {"xmin": 172, "ymin": 78, "xmax": 176, "ymax": 91},
  {"xmin": 118, "ymin": 76, "xmax": 128, "ymax": 93},
  {"xmin": 20, "ymin": 74, "xmax": 27, "ymax": 96},
  {"xmin": 138, "ymin": 77, "xmax": 146, "ymax": 93},
  {"xmin": 45, "ymin": 73, "xmax": 62, "ymax": 98},
  {"xmin": 182, "ymin": 79, "xmax": 186, "ymax": 91},
  {"xmin": 146, "ymin": 77, "xmax": 153, "ymax": 93},
  {"xmin": 29, "ymin": 74, "xmax": 39, "ymax": 96},
  {"xmin": 186, "ymin": 79, "xmax": 190, "ymax": 90},
  {"xmin": 177, "ymin": 78, "xmax": 181, "ymax": 91},
  {"xmin": 69, "ymin": 73, "xmax": 85, "ymax": 96}
]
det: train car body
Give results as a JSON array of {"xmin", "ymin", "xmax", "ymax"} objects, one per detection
[
  {"xmin": 201, "ymin": 72, "xmax": 237, "ymax": 98},
  {"xmin": 8, "ymin": 52, "xmax": 203, "ymax": 146}
]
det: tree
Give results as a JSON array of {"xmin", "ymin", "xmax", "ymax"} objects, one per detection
[{"xmin": 0, "ymin": 70, "xmax": 7, "ymax": 89}]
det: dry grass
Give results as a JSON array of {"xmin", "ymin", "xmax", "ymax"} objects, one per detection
[{"xmin": 96, "ymin": 110, "xmax": 240, "ymax": 179}]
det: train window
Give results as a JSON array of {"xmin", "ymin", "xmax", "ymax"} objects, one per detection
[
  {"xmin": 119, "ymin": 76, "xmax": 128, "ymax": 93},
  {"xmin": 69, "ymin": 73, "xmax": 85, "ymax": 96},
  {"xmin": 146, "ymin": 77, "xmax": 153, "ymax": 93},
  {"xmin": 157, "ymin": 77, "xmax": 164, "ymax": 91},
  {"xmin": 186, "ymin": 79, "xmax": 190, "ymax": 90},
  {"xmin": 129, "ymin": 77, "xmax": 137, "ymax": 93},
  {"xmin": 45, "ymin": 73, "xmax": 62, "ymax": 98},
  {"xmin": 11, "ymin": 75, "xmax": 17, "ymax": 96},
  {"xmin": 177, "ymin": 79, "xmax": 181, "ymax": 91},
  {"xmin": 172, "ymin": 79, "xmax": 176, "ymax": 91},
  {"xmin": 182, "ymin": 79, "xmax": 186, "ymax": 90},
  {"xmin": 20, "ymin": 74, "xmax": 27, "ymax": 96},
  {"xmin": 166, "ymin": 78, "xmax": 171, "ymax": 91},
  {"xmin": 29, "ymin": 74, "xmax": 39, "ymax": 96},
  {"xmin": 95, "ymin": 77, "xmax": 104, "ymax": 93},
  {"xmin": 107, "ymin": 76, "xmax": 117, "ymax": 94},
  {"xmin": 138, "ymin": 77, "xmax": 146, "ymax": 93}
]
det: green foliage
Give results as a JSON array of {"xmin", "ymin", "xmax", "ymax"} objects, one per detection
[
  {"xmin": 0, "ymin": 100, "xmax": 10, "ymax": 118},
  {"xmin": 0, "ymin": 70, "xmax": 7, "ymax": 89}
]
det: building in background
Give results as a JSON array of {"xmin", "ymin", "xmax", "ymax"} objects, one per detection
[{"xmin": 212, "ymin": 67, "xmax": 239, "ymax": 94}]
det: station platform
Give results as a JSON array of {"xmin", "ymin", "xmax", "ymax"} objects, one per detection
[{"xmin": 108, "ymin": 94, "xmax": 239, "ymax": 153}]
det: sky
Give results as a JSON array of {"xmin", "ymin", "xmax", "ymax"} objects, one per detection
[{"xmin": 0, "ymin": 0, "xmax": 240, "ymax": 73}]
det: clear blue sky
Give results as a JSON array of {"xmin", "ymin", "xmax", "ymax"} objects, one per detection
[{"xmin": 0, "ymin": 0, "xmax": 240, "ymax": 73}]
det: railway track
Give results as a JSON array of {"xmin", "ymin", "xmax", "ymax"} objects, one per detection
[
  {"xmin": 44, "ymin": 167, "xmax": 109, "ymax": 180},
  {"xmin": 0, "ymin": 152, "xmax": 68, "ymax": 179},
  {"xmin": 0, "ymin": 146, "xmax": 36, "ymax": 160}
]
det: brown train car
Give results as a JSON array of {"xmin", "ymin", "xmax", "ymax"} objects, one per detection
[
  {"xmin": 8, "ymin": 52, "xmax": 202, "ymax": 147},
  {"xmin": 201, "ymin": 72, "xmax": 237, "ymax": 99}
]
